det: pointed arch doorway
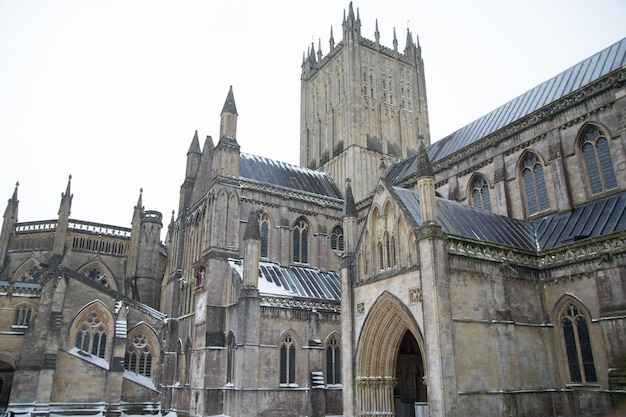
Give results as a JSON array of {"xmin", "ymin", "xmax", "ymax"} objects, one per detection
[
  {"xmin": 0, "ymin": 358, "xmax": 15, "ymax": 413},
  {"xmin": 355, "ymin": 292, "xmax": 427, "ymax": 417}
]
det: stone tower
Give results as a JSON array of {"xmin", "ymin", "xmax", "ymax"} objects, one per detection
[{"xmin": 300, "ymin": 2, "xmax": 430, "ymax": 202}]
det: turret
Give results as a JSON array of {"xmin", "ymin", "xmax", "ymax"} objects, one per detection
[
  {"xmin": 126, "ymin": 189, "xmax": 163, "ymax": 308},
  {"xmin": 52, "ymin": 176, "xmax": 73, "ymax": 256},
  {"xmin": 0, "ymin": 182, "xmax": 19, "ymax": 270},
  {"xmin": 416, "ymin": 138, "xmax": 437, "ymax": 224},
  {"xmin": 213, "ymin": 86, "xmax": 240, "ymax": 178}
]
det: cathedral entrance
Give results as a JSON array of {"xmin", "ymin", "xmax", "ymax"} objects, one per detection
[
  {"xmin": 0, "ymin": 358, "xmax": 14, "ymax": 413},
  {"xmin": 355, "ymin": 292, "xmax": 427, "ymax": 417},
  {"xmin": 394, "ymin": 331, "xmax": 427, "ymax": 417}
]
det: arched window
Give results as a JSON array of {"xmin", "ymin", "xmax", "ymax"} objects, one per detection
[
  {"xmin": 292, "ymin": 218, "xmax": 309, "ymax": 264},
  {"xmin": 330, "ymin": 226, "xmax": 344, "ymax": 251},
  {"xmin": 280, "ymin": 334, "xmax": 296, "ymax": 385},
  {"xmin": 560, "ymin": 301, "xmax": 597, "ymax": 384},
  {"xmin": 124, "ymin": 332, "xmax": 154, "ymax": 377},
  {"xmin": 258, "ymin": 211, "xmax": 270, "ymax": 258},
  {"xmin": 521, "ymin": 152, "xmax": 549, "ymax": 216},
  {"xmin": 326, "ymin": 336, "xmax": 341, "ymax": 385},
  {"xmin": 75, "ymin": 311, "xmax": 108, "ymax": 359},
  {"xmin": 13, "ymin": 304, "xmax": 33, "ymax": 327},
  {"xmin": 470, "ymin": 176, "xmax": 492, "ymax": 211},
  {"xmin": 580, "ymin": 125, "xmax": 617, "ymax": 195}
]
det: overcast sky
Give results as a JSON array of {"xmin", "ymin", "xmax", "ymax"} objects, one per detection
[{"xmin": 1, "ymin": 0, "xmax": 625, "ymax": 234}]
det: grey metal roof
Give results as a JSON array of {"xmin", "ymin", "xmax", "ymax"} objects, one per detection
[
  {"xmin": 239, "ymin": 153, "xmax": 342, "ymax": 198},
  {"xmin": 394, "ymin": 187, "xmax": 537, "ymax": 250},
  {"xmin": 533, "ymin": 191, "xmax": 626, "ymax": 250},
  {"xmin": 395, "ymin": 186, "xmax": 626, "ymax": 252},
  {"xmin": 387, "ymin": 37, "xmax": 626, "ymax": 185},
  {"xmin": 229, "ymin": 259, "xmax": 341, "ymax": 301}
]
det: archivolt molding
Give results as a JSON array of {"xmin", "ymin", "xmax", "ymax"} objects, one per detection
[{"xmin": 356, "ymin": 292, "xmax": 422, "ymax": 378}]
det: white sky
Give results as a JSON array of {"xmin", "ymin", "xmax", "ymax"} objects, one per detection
[{"xmin": 1, "ymin": 0, "xmax": 625, "ymax": 233}]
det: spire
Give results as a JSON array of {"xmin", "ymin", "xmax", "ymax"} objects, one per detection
[
  {"xmin": 393, "ymin": 27, "xmax": 398, "ymax": 52},
  {"xmin": 132, "ymin": 188, "xmax": 144, "ymax": 224},
  {"xmin": 416, "ymin": 136, "xmax": 437, "ymax": 225},
  {"xmin": 221, "ymin": 85, "xmax": 238, "ymax": 116},
  {"xmin": 4, "ymin": 182, "xmax": 19, "ymax": 219},
  {"xmin": 375, "ymin": 19, "xmax": 380, "ymax": 44},
  {"xmin": 244, "ymin": 208, "xmax": 260, "ymax": 241},
  {"xmin": 219, "ymin": 86, "xmax": 238, "ymax": 141},
  {"xmin": 317, "ymin": 38, "xmax": 323, "ymax": 62},
  {"xmin": 0, "ymin": 182, "xmax": 19, "ymax": 269},
  {"xmin": 416, "ymin": 137, "xmax": 434, "ymax": 178},
  {"xmin": 53, "ymin": 175, "xmax": 73, "ymax": 256},
  {"xmin": 329, "ymin": 26, "xmax": 335, "ymax": 49},
  {"xmin": 342, "ymin": 178, "xmax": 357, "ymax": 218},
  {"xmin": 188, "ymin": 130, "xmax": 201, "ymax": 155},
  {"xmin": 59, "ymin": 175, "xmax": 73, "ymax": 216}
]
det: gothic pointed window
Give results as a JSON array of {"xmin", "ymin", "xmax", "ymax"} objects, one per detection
[
  {"xmin": 75, "ymin": 311, "xmax": 108, "ymax": 358},
  {"xmin": 470, "ymin": 176, "xmax": 492, "ymax": 211},
  {"xmin": 258, "ymin": 211, "xmax": 270, "ymax": 258},
  {"xmin": 292, "ymin": 218, "xmax": 309, "ymax": 264},
  {"xmin": 521, "ymin": 152, "xmax": 550, "ymax": 216},
  {"xmin": 326, "ymin": 336, "xmax": 341, "ymax": 385},
  {"xmin": 580, "ymin": 125, "xmax": 617, "ymax": 195},
  {"xmin": 560, "ymin": 301, "xmax": 597, "ymax": 384},
  {"xmin": 280, "ymin": 334, "xmax": 296, "ymax": 385},
  {"xmin": 124, "ymin": 332, "xmax": 154, "ymax": 377},
  {"xmin": 330, "ymin": 226, "xmax": 344, "ymax": 252}
]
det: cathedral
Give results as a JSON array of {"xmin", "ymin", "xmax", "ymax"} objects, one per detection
[{"xmin": 1, "ymin": 3, "xmax": 625, "ymax": 417}]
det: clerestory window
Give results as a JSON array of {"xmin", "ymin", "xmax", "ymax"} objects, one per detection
[
  {"xmin": 580, "ymin": 125, "xmax": 617, "ymax": 195},
  {"xmin": 292, "ymin": 218, "xmax": 309, "ymax": 264},
  {"xmin": 470, "ymin": 176, "xmax": 492, "ymax": 211},
  {"xmin": 521, "ymin": 152, "xmax": 549, "ymax": 216}
]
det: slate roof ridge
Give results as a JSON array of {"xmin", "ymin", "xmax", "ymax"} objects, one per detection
[{"xmin": 386, "ymin": 37, "xmax": 626, "ymax": 185}]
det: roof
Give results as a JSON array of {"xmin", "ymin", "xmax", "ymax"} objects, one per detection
[
  {"xmin": 394, "ymin": 187, "xmax": 626, "ymax": 252},
  {"xmin": 394, "ymin": 187, "xmax": 537, "ymax": 251},
  {"xmin": 239, "ymin": 153, "xmax": 342, "ymax": 198},
  {"xmin": 229, "ymin": 259, "xmax": 341, "ymax": 302},
  {"xmin": 387, "ymin": 37, "xmax": 626, "ymax": 185},
  {"xmin": 534, "ymin": 191, "xmax": 626, "ymax": 250}
]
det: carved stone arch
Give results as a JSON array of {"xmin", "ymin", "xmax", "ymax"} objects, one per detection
[
  {"xmin": 69, "ymin": 300, "xmax": 114, "ymax": 359},
  {"xmin": 356, "ymin": 291, "xmax": 424, "ymax": 378},
  {"xmin": 11, "ymin": 256, "xmax": 42, "ymax": 283},
  {"xmin": 125, "ymin": 322, "xmax": 161, "ymax": 377},
  {"xmin": 355, "ymin": 291, "xmax": 427, "ymax": 415},
  {"xmin": 77, "ymin": 258, "xmax": 118, "ymax": 292},
  {"xmin": 324, "ymin": 330, "xmax": 341, "ymax": 346},
  {"xmin": 278, "ymin": 328, "xmax": 300, "ymax": 346}
]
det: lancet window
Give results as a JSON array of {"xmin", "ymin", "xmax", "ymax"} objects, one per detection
[
  {"xmin": 470, "ymin": 175, "xmax": 492, "ymax": 211},
  {"xmin": 580, "ymin": 125, "xmax": 617, "ymax": 195},
  {"xmin": 560, "ymin": 300, "xmax": 597, "ymax": 384},
  {"xmin": 521, "ymin": 152, "xmax": 549, "ymax": 216}
]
